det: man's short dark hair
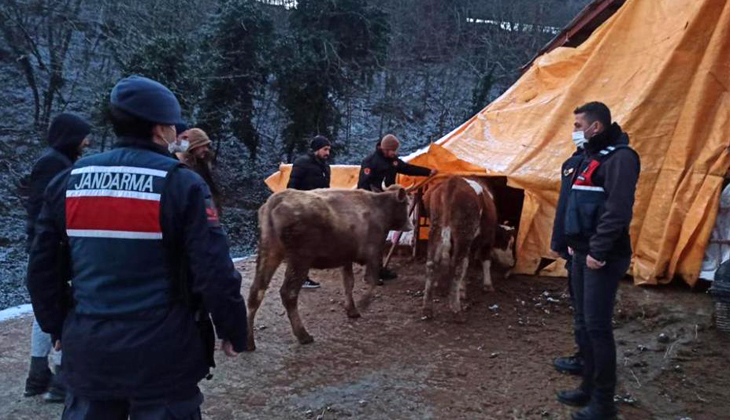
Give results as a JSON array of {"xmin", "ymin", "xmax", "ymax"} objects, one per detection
[
  {"xmin": 108, "ymin": 105, "xmax": 156, "ymax": 140},
  {"xmin": 574, "ymin": 101, "xmax": 611, "ymax": 128}
]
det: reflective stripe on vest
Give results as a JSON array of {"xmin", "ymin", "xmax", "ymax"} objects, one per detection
[{"xmin": 66, "ymin": 166, "xmax": 166, "ymax": 240}]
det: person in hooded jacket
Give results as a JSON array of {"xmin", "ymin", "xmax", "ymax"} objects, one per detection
[
  {"xmin": 24, "ymin": 113, "xmax": 91, "ymax": 403},
  {"xmin": 556, "ymin": 102, "xmax": 640, "ymax": 420},
  {"xmin": 27, "ymin": 76, "xmax": 247, "ymax": 420}
]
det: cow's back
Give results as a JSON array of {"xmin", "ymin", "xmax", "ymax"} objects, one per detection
[
  {"xmin": 425, "ymin": 177, "xmax": 499, "ymax": 252},
  {"xmin": 426, "ymin": 177, "xmax": 480, "ymax": 232},
  {"xmin": 259, "ymin": 189, "xmax": 388, "ymax": 267}
]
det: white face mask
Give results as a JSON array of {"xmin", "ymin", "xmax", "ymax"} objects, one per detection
[
  {"xmin": 571, "ymin": 131, "xmax": 587, "ymax": 149},
  {"xmin": 167, "ymin": 139, "xmax": 190, "ymax": 154}
]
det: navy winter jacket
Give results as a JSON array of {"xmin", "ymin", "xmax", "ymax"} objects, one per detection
[
  {"xmin": 564, "ymin": 123, "xmax": 641, "ymax": 261},
  {"xmin": 26, "ymin": 137, "xmax": 247, "ymax": 400},
  {"xmin": 551, "ymin": 149, "xmax": 584, "ymax": 260}
]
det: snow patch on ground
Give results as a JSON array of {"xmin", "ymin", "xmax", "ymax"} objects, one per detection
[{"xmin": 0, "ymin": 304, "xmax": 33, "ymax": 323}]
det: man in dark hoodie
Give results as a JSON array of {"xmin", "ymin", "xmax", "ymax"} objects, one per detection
[
  {"xmin": 24, "ymin": 113, "xmax": 91, "ymax": 403},
  {"xmin": 287, "ymin": 135, "xmax": 332, "ymax": 289},
  {"xmin": 556, "ymin": 102, "xmax": 640, "ymax": 420}
]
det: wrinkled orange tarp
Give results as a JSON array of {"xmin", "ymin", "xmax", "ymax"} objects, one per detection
[{"xmin": 265, "ymin": 0, "xmax": 730, "ymax": 286}]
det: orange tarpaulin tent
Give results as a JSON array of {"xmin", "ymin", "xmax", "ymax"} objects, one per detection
[{"xmin": 265, "ymin": 0, "xmax": 730, "ymax": 286}]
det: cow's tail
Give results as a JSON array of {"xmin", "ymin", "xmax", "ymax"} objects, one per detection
[{"xmin": 431, "ymin": 225, "xmax": 454, "ymax": 296}]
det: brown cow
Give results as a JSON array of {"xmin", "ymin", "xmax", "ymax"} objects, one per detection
[
  {"xmin": 247, "ymin": 185, "xmax": 413, "ymax": 349},
  {"xmin": 422, "ymin": 176, "xmax": 516, "ymax": 318}
]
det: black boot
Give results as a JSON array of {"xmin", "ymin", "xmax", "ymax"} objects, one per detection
[
  {"xmin": 24, "ymin": 357, "xmax": 52, "ymax": 397},
  {"xmin": 379, "ymin": 268, "xmax": 398, "ymax": 280},
  {"xmin": 43, "ymin": 364, "xmax": 66, "ymax": 403},
  {"xmin": 557, "ymin": 388, "xmax": 590, "ymax": 407},
  {"xmin": 572, "ymin": 393, "xmax": 618, "ymax": 420},
  {"xmin": 554, "ymin": 352, "xmax": 584, "ymax": 375}
]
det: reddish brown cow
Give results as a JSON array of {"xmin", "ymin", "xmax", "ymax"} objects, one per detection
[
  {"xmin": 247, "ymin": 185, "xmax": 412, "ymax": 349},
  {"xmin": 422, "ymin": 176, "xmax": 516, "ymax": 318}
]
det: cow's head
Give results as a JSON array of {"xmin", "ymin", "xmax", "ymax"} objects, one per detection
[
  {"xmin": 491, "ymin": 222, "xmax": 516, "ymax": 268},
  {"xmin": 385, "ymin": 185, "xmax": 413, "ymax": 232}
]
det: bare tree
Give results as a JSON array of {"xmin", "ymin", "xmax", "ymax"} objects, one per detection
[{"xmin": 0, "ymin": 0, "xmax": 85, "ymax": 135}]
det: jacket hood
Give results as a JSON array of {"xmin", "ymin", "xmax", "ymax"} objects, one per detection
[{"xmin": 47, "ymin": 113, "xmax": 91, "ymax": 157}]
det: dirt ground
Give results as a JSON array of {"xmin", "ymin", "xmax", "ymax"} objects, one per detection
[{"xmin": 1, "ymin": 256, "xmax": 729, "ymax": 420}]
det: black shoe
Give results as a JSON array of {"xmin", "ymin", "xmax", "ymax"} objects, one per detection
[
  {"xmin": 379, "ymin": 268, "xmax": 398, "ymax": 281},
  {"xmin": 571, "ymin": 403, "xmax": 618, "ymax": 420},
  {"xmin": 302, "ymin": 278, "xmax": 321, "ymax": 289},
  {"xmin": 554, "ymin": 354, "xmax": 584, "ymax": 375},
  {"xmin": 24, "ymin": 357, "xmax": 52, "ymax": 397},
  {"xmin": 557, "ymin": 389, "xmax": 590, "ymax": 407},
  {"xmin": 43, "ymin": 365, "xmax": 66, "ymax": 403}
]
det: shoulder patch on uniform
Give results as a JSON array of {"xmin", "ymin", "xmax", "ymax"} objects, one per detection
[
  {"xmin": 563, "ymin": 167, "xmax": 574, "ymax": 177},
  {"xmin": 363, "ymin": 168, "xmax": 371, "ymax": 175},
  {"xmin": 392, "ymin": 161, "xmax": 399, "ymax": 167},
  {"xmin": 205, "ymin": 199, "xmax": 220, "ymax": 227}
]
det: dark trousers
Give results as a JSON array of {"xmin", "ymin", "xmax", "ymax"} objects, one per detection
[
  {"xmin": 565, "ymin": 258, "xmax": 582, "ymax": 355},
  {"xmin": 61, "ymin": 391, "xmax": 203, "ymax": 420},
  {"xmin": 570, "ymin": 253, "xmax": 630, "ymax": 403}
]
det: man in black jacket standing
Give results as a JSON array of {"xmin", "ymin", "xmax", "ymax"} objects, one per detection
[
  {"xmin": 357, "ymin": 134, "xmax": 437, "ymax": 282},
  {"xmin": 288, "ymin": 135, "xmax": 331, "ymax": 192},
  {"xmin": 556, "ymin": 102, "xmax": 640, "ymax": 420},
  {"xmin": 24, "ymin": 113, "xmax": 91, "ymax": 403},
  {"xmin": 287, "ymin": 135, "xmax": 332, "ymax": 289}
]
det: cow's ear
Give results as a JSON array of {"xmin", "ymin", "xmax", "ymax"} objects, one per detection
[{"xmin": 396, "ymin": 187, "xmax": 407, "ymax": 202}]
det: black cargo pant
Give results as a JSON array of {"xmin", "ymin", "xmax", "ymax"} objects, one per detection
[
  {"xmin": 61, "ymin": 390, "xmax": 203, "ymax": 420},
  {"xmin": 570, "ymin": 252, "xmax": 630, "ymax": 403}
]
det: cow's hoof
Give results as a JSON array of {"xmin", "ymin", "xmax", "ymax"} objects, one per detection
[
  {"xmin": 245, "ymin": 338, "xmax": 256, "ymax": 352},
  {"xmin": 421, "ymin": 309, "xmax": 434, "ymax": 320},
  {"xmin": 346, "ymin": 309, "xmax": 361, "ymax": 319},
  {"xmin": 482, "ymin": 286, "xmax": 495, "ymax": 293},
  {"xmin": 298, "ymin": 334, "xmax": 315, "ymax": 345}
]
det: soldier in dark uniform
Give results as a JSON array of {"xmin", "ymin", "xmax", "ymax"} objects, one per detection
[
  {"xmin": 287, "ymin": 135, "xmax": 332, "ymax": 289},
  {"xmin": 551, "ymin": 143, "xmax": 587, "ymax": 377},
  {"xmin": 556, "ymin": 102, "xmax": 640, "ymax": 420},
  {"xmin": 27, "ymin": 76, "xmax": 247, "ymax": 420},
  {"xmin": 357, "ymin": 134, "xmax": 437, "ymax": 282}
]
